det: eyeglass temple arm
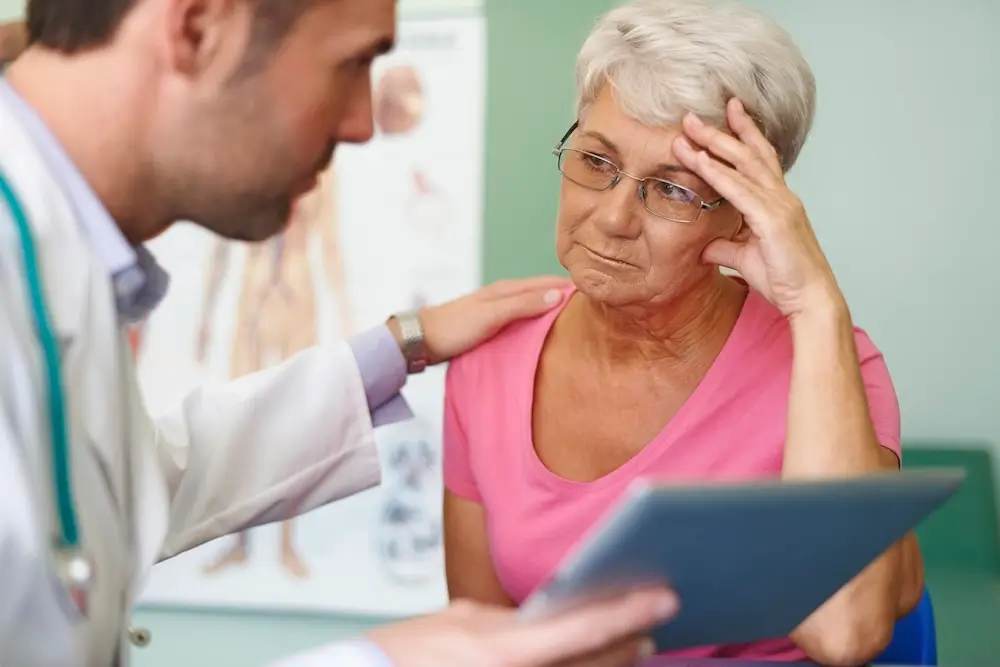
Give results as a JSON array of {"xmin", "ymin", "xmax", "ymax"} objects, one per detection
[{"xmin": 552, "ymin": 121, "xmax": 580, "ymax": 154}]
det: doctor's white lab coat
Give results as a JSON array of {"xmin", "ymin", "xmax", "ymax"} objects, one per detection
[{"xmin": 0, "ymin": 89, "xmax": 392, "ymax": 665}]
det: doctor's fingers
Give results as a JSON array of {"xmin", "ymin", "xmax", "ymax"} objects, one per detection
[
  {"xmin": 499, "ymin": 588, "xmax": 678, "ymax": 667},
  {"xmin": 549, "ymin": 635, "xmax": 657, "ymax": 667},
  {"xmin": 482, "ymin": 275, "xmax": 572, "ymax": 298},
  {"xmin": 480, "ymin": 276, "xmax": 573, "ymax": 327}
]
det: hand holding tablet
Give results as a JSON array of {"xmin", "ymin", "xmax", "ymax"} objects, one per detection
[{"xmin": 520, "ymin": 470, "xmax": 963, "ymax": 652}]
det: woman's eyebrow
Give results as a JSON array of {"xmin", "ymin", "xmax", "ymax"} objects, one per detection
[{"xmin": 578, "ymin": 130, "xmax": 619, "ymax": 154}]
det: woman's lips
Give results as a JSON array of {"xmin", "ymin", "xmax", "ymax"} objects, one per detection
[{"xmin": 583, "ymin": 246, "xmax": 634, "ymax": 268}]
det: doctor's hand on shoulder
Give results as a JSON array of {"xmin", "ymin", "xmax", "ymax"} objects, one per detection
[{"xmin": 397, "ymin": 276, "xmax": 571, "ymax": 365}]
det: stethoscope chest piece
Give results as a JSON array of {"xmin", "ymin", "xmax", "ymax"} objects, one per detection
[{"xmin": 53, "ymin": 546, "xmax": 95, "ymax": 619}]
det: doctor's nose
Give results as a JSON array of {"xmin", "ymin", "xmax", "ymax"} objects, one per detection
[{"xmin": 337, "ymin": 77, "xmax": 376, "ymax": 145}]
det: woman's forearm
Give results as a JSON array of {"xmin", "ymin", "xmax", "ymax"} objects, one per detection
[
  {"xmin": 783, "ymin": 292, "xmax": 919, "ymax": 665},
  {"xmin": 784, "ymin": 293, "xmax": 885, "ymax": 477}
]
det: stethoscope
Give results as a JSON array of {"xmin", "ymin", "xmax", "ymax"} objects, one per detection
[{"xmin": 0, "ymin": 168, "xmax": 95, "ymax": 617}]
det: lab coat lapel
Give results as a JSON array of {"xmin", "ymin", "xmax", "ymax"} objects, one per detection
[
  {"xmin": 0, "ymin": 97, "xmax": 129, "ymax": 514},
  {"xmin": 118, "ymin": 340, "xmax": 169, "ymax": 581}
]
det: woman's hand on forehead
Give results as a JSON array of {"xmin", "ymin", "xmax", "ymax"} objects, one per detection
[{"xmin": 672, "ymin": 98, "xmax": 841, "ymax": 319}]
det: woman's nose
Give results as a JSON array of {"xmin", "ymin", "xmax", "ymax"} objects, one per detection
[{"xmin": 592, "ymin": 175, "xmax": 643, "ymax": 238}]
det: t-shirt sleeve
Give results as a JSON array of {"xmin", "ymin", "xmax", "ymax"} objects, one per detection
[
  {"xmin": 442, "ymin": 360, "xmax": 483, "ymax": 502},
  {"xmin": 854, "ymin": 329, "xmax": 902, "ymax": 464}
]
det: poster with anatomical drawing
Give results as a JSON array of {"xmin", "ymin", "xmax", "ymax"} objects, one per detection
[{"xmin": 133, "ymin": 14, "xmax": 485, "ymax": 616}]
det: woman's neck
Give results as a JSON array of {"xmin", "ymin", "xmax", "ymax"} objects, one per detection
[{"xmin": 565, "ymin": 276, "xmax": 749, "ymax": 372}]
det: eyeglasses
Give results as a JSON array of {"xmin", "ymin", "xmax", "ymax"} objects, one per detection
[{"xmin": 552, "ymin": 122, "xmax": 725, "ymax": 224}]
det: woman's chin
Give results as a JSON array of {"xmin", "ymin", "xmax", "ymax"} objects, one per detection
[{"xmin": 569, "ymin": 268, "xmax": 645, "ymax": 306}]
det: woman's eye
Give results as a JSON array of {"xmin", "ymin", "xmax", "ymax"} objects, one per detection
[
  {"xmin": 582, "ymin": 153, "xmax": 613, "ymax": 171},
  {"xmin": 652, "ymin": 180, "xmax": 695, "ymax": 203}
]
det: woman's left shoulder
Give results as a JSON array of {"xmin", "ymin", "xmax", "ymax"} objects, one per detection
[
  {"xmin": 850, "ymin": 325, "xmax": 888, "ymax": 365},
  {"xmin": 742, "ymin": 290, "xmax": 888, "ymax": 366}
]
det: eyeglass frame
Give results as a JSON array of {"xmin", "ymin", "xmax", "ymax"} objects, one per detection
[{"xmin": 552, "ymin": 121, "xmax": 726, "ymax": 223}]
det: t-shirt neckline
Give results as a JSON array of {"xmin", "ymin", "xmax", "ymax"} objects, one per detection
[{"xmin": 521, "ymin": 282, "xmax": 760, "ymax": 492}]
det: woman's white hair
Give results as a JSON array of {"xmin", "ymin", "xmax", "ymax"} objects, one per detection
[{"xmin": 575, "ymin": 0, "xmax": 816, "ymax": 172}]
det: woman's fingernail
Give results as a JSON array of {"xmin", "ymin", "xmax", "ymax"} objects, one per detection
[
  {"xmin": 638, "ymin": 638, "xmax": 657, "ymax": 660},
  {"xmin": 543, "ymin": 289, "xmax": 562, "ymax": 304},
  {"xmin": 685, "ymin": 112, "xmax": 703, "ymax": 127}
]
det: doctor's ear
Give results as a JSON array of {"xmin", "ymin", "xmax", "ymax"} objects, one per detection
[{"xmin": 163, "ymin": 0, "xmax": 245, "ymax": 78}]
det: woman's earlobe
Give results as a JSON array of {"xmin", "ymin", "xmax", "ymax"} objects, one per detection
[{"xmin": 732, "ymin": 217, "xmax": 750, "ymax": 241}]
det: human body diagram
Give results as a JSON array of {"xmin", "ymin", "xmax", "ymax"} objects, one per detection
[
  {"xmin": 192, "ymin": 64, "xmax": 451, "ymax": 582},
  {"xmin": 373, "ymin": 63, "xmax": 456, "ymax": 310},
  {"xmin": 197, "ymin": 165, "xmax": 353, "ymax": 579},
  {"xmin": 367, "ymin": 64, "xmax": 452, "ymax": 583}
]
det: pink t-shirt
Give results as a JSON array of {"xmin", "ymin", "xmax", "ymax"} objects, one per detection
[{"xmin": 443, "ymin": 287, "xmax": 902, "ymax": 661}]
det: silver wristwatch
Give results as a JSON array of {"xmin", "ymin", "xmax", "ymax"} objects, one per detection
[{"xmin": 390, "ymin": 310, "xmax": 428, "ymax": 374}]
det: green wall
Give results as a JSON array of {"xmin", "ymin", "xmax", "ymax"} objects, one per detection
[
  {"xmin": 482, "ymin": 0, "xmax": 614, "ymax": 280},
  {"xmin": 1, "ymin": 0, "xmax": 997, "ymax": 664}
]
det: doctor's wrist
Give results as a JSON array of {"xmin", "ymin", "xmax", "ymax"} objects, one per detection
[{"xmin": 387, "ymin": 310, "xmax": 430, "ymax": 374}]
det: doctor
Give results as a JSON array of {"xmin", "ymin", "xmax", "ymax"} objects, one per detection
[{"xmin": 0, "ymin": 0, "xmax": 678, "ymax": 666}]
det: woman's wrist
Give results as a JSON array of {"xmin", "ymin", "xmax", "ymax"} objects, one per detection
[{"xmin": 788, "ymin": 284, "xmax": 851, "ymax": 339}]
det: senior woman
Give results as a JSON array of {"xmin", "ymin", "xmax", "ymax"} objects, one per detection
[{"xmin": 442, "ymin": 0, "xmax": 924, "ymax": 664}]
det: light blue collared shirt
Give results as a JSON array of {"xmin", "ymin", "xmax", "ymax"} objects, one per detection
[{"xmin": 0, "ymin": 77, "xmax": 412, "ymax": 425}]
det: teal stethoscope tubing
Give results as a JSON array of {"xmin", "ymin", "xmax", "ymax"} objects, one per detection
[{"xmin": 0, "ymin": 169, "xmax": 80, "ymax": 550}]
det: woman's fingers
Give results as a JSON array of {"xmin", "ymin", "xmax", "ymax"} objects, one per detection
[
  {"xmin": 673, "ymin": 135, "xmax": 773, "ymax": 234},
  {"xmin": 680, "ymin": 112, "xmax": 781, "ymax": 189},
  {"xmin": 701, "ymin": 237, "xmax": 744, "ymax": 273},
  {"xmin": 725, "ymin": 98, "xmax": 784, "ymax": 177}
]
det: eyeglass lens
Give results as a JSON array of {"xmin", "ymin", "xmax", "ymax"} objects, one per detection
[{"xmin": 557, "ymin": 148, "xmax": 704, "ymax": 223}]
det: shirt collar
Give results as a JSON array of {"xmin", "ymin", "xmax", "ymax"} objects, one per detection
[{"xmin": 0, "ymin": 78, "xmax": 168, "ymax": 322}]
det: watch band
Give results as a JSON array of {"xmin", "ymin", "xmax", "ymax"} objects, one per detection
[{"xmin": 391, "ymin": 310, "xmax": 428, "ymax": 374}]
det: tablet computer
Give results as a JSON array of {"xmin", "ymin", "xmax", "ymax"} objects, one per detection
[{"xmin": 519, "ymin": 469, "xmax": 964, "ymax": 651}]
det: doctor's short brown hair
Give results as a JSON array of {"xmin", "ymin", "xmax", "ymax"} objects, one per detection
[{"xmin": 26, "ymin": 0, "xmax": 314, "ymax": 58}]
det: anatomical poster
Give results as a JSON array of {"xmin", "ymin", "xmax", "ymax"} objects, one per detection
[{"xmin": 134, "ymin": 13, "xmax": 485, "ymax": 616}]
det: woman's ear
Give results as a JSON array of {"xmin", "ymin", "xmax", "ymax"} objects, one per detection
[{"xmin": 731, "ymin": 216, "xmax": 751, "ymax": 242}]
